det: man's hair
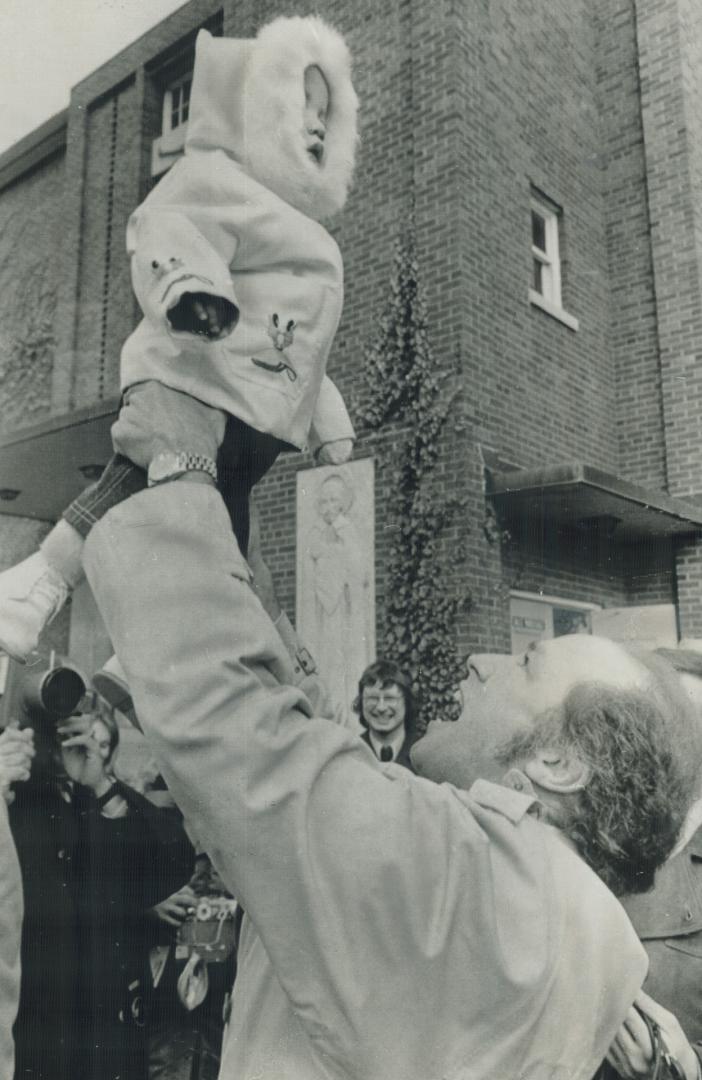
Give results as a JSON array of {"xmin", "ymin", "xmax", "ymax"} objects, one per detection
[
  {"xmin": 497, "ymin": 654, "xmax": 702, "ymax": 896},
  {"xmin": 353, "ymin": 659, "xmax": 417, "ymax": 739}
]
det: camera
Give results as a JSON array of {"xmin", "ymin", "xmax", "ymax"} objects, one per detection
[{"xmin": 1, "ymin": 654, "xmax": 86, "ymax": 729}]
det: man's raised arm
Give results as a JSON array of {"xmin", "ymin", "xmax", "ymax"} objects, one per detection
[{"xmin": 82, "ymin": 483, "xmax": 645, "ymax": 1080}]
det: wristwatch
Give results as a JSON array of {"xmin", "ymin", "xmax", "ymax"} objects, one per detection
[{"xmin": 148, "ymin": 451, "xmax": 218, "ymax": 487}]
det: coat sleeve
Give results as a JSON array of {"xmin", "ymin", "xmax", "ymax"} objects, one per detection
[
  {"xmin": 127, "ymin": 154, "xmax": 240, "ymax": 335},
  {"xmin": 308, "ymin": 375, "xmax": 356, "ymax": 453},
  {"xmin": 81, "ymin": 486, "xmax": 495, "ymax": 1066},
  {"xmin": 82, "ymin": 484, "xmax": 644, "ymax": 1080}
]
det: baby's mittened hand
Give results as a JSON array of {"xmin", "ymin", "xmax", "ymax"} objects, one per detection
[
  {"xmin": 168, "ymin": 292, "xmax": 238, "ymax": 340},
  {"xmin": 316, "ymin": 439, "xmax": 354, "ymax": 466}
]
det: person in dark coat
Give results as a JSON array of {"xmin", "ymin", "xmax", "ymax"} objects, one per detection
[
  {"xmin": 10, "ymin": 707, "xmax": 193, "ymax": 1080},
  {"xmin": 353, "ymin": 660, "xmax": 417, "ymax": 770}
]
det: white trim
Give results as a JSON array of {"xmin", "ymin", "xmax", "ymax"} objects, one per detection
[
  {"xmin": 529, "ymin": 195, "xmax": 579, "ymax": 331},
  {"xmin": 151, "ymin": 126, "xmax": 186, "ymax": 178},
  {"xmin": 162, "ymin": 71, "xmax": 192, "ymax": 134},
  {"xmin": 510, "ymin": 590, "xmax": 600, "ymax": 611},
  {"xmin": 152, "ymin": 70, "xmax": 192, "ymax": 178},
  {"xmin": 528, "ymin": 288, "xmax": 580, "ymax": 331}
]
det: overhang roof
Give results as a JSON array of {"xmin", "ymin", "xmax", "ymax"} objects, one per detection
[
  {"xmin": 0, "ymin": 400, "xmax": 118, "ymax": 522},
  {"xmin": 488, "ymin": 462, "xmax": 702, "ymax": 543}
]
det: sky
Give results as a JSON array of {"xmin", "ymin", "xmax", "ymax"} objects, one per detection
[{"xmin": 0, "ymin": 0, "xmax": 191, "ymax": 156}]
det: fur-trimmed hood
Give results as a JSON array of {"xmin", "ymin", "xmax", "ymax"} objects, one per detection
[{"xmin": 185, "ymin": 18, "xmax": 358, "ymax": 221}]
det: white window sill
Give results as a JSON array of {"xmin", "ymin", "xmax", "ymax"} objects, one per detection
[
  {"xmin": 151, "ymin": 126, "xmax": 187, "ymax": 178},
  {"xmin": 529, "ymin": 289, "xmax": 579, "ymax": 332}
]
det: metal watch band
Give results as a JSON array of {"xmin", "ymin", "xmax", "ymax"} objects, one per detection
[
  {"xmin": 148, "ymin": 451, "xmax": 218, "ymax": 487},
  {"xmin": 182, "ymin": 453, "xmax": 218, "ymax": 483}
]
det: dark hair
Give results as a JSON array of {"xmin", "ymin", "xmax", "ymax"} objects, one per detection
[
  {"xmin": 353, "ymin": 660, "xmax": 417, "ymax": 740},
  {"xmin": 497, "ymin": 663, "xmax": 701, "ymax": 897}
]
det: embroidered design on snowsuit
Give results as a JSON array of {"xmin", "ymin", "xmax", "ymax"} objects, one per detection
[{"xmin": 251, "ymin": 314, "xmax": 298, "ymax": 382}]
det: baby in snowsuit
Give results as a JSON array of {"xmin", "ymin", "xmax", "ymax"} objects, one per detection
[{"xmin": 0, "ymin": 16, "xmax": 358, "ymax": 663}]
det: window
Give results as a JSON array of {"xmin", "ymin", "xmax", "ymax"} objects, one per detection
[
  {"xmin": 510, "ymin": 592, "xmax": 598, "ymax": 654},
  {"xmin": 528, "ymin": 193, "xmax": 578, "ymax": 331},
  {"xmin": 163, "ymin": 73, "xmax": 192, "ymax": 134},
  {"xmin": 151, "ymin": 71, "xmax": 193, "ymax": 178}
]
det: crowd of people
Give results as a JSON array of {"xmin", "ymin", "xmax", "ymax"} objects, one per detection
[
  {"xmin": 0, "ymin": 653, "xmax": 417, "ymax": 1079},
  {"xmin": 1, "ymin": 696, "xmax": 236, "ymax": 1080}
]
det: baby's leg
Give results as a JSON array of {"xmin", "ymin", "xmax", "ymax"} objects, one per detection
[
  {"xmin": 0, "ymin": 453, "xmax": 148, "ymax": 662},
  {"xmin": 0, "ymin": 382, "xmax": 225, "ymax": 662},
  {"xmin": 113, "ymin": 380, "xmax": 225, "ymax": 485},
  {"xmin": 217, "ymin": 417, "xmax": 281, "ymax": 555}
]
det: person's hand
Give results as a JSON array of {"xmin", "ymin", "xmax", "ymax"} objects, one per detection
[
  {"xmin": 316, "ymin": 438, "xmax": 354, "ymax": 466},
  {"xmin": 151, "ymin": 885, "xmax": 197, "ymax": 928},
  {"xmin": 0, "ymin": 724, "xmax": 34, "ymax": 803},
  {"xmin": 606, "ymin": 990, "xmax": 700, "ymax": 1079},
  {"xmin": 57, "ymin": 717, "xmax": 110, "ymax": 794},
  {"xmin": 168, "ymin": 292, "xmax": 238, "ymax": 340}
]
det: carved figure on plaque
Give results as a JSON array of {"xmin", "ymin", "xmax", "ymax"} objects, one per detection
[{"xmin": 297, "ymin": 461, "xmax": 375, "ymax": 727}]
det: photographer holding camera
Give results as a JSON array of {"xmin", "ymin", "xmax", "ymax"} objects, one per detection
[{"xmin": 10, "ymin": 700, "xmax": 192, "ymax": 1080}]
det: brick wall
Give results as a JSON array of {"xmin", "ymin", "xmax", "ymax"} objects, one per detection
[
  {"xmin": 458, "ymin": 0, "xmax": 619, "ymax": 472},
  {"xmin": 1, "ymin": 0, "xmax": 699, "ymax": 667},
  {"xmin": 596, "ymin": 0, "xmax": 668, "ymax": 490},
  {"xmin": 72, "ymin": 81, "xmax": 143, "ymax": 407},
  {"xmin": 634, "ymin": 0, "xmax": 702, "ymax": 635}
]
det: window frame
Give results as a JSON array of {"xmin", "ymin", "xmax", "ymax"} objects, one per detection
[
  {"xmin": 509, "ymin": 590, "xmax": 599, "ymax": 654},
  {"xmin": 161, "ymin": 71, "xmax": 193, "ymax": 136},
  {"xmin": 528, "ymin": 194, "xmax": 579, "ymax": 331},
  {"xmin": 151, "ymin": 69, "xmax": 193, "ymax": 178}
]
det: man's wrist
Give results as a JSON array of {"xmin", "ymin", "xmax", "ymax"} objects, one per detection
[{"xmin": 148, "ymin": 451, "xmax": 218, "ymax": 487}]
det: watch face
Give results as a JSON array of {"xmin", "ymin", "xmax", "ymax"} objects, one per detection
[{"xmin": 148, "ymin": 451, "xmax": 184, "ymax": 484}]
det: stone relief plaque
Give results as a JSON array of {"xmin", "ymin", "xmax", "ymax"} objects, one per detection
[{"xmin": 296, "ymin": 458, "xmax": 375, "ymax": 729}]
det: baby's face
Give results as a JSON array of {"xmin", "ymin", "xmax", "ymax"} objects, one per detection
[{"xmin": 303, "ymin": 64, "xmax": 329, "ymax": 165}]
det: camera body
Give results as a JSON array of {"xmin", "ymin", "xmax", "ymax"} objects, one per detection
[
  {"xmin": 176, "ymin": 896, "xmax": 239, "ymax": 964},
  {"xmin": 1, "ymin": 654, "xmax": 86, "ymax": 744}
]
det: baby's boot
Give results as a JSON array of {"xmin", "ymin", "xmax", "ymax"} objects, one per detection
[{"xmin": 0, "ymin": 520, "xmax": 83, "ymax": 663}]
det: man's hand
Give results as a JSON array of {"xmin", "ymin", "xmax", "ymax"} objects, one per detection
[
  {"xmin": 151, "ymin": 885, "xmax": 197, "ymax": 928},
  {"xmin": 316, "ymin": 438, "xmax": 354, "ymax": 466},
  {"xmin": 168, "ymin": 292, "xmax": 238, "ymax": 340},
  {"xmin": 606, "ymin": 990, "xmax": 700, "ymax": 1079},
  {"xmin": 0, "ymin": 724, "xmax": 34, "ymax": 803}
]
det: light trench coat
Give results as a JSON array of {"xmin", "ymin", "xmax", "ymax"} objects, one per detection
[{"xmin": 85, "ymin": 484, "xmax": 647, "ymax": 1080}]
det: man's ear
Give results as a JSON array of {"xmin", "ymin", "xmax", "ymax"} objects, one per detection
[{"xmin": 523, "ymin": 749, "xmax": 591, "ymax": 794}]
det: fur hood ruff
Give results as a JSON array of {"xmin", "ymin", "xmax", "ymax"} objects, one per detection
[{"xmin": 185, "ymin": 18, "xmax": 358, "ymax": 221}]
